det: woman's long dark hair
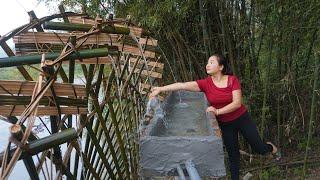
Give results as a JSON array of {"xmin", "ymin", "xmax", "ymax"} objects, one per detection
[{"xmin": 211, "ymin": 54, "xmax": 233, "ymax": 75}]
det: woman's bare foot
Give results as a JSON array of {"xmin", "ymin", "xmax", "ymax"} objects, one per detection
[
  {"xmin": 267, "ymin": 142, "xmax": 281, "ymax": 161},
  {"xmin": 266, "ymin": 142, "xmax": 277, "ymax": 154}
]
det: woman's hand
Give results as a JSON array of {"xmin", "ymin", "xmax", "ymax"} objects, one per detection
[
  {"xmin": 206, "ymin": 106, "xmax": 220, "ymax": 116},
  {"xmin": 149, "ymin": 87, "xmax": 162, "ymax": 98}
]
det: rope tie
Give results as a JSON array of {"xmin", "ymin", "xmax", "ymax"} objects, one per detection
[
  {"xmin": 9, "ymin": 136, "xmax": 29, "ymax": 152},
  {"xmin": 68, "ymin": 42, "xmax": 83, "ymax": 62}
]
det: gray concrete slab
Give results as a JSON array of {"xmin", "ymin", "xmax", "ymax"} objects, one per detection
[{"xmin": 139, "ymin": 91, "xmax": 226, "ymax": 178}]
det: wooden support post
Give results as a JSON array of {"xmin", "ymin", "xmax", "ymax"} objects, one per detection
[
  {"xmin": 28, "ymin": 11, "xmax": 44, "ymax": 32},
  {"xmin": 10, "ymin": 124, "xmax": 40, "ymax": 180},
  {"xmin": 67, "ymin": 35, "xmax": 76, "ymax": 180},
  {"xmin": 58, "ymin": 4, "xmax": 70, "ymax": 23},
  {"xmin": 43, "ymin": 63, "xmax": 63, "ymax": 172}
]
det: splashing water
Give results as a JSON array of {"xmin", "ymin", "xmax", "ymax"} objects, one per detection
[
  {"xmin": 129, "ymin": 32, "xmax": 190, "ymax": 129},
  {"xmin": 162, "ymin": 117, "xmax": 169, "ymax": 129},
  {"xmin": 129, "ymin": 32, "xmax": 153, "ymax": 86},
  {"xmin": 130, "ymin": 32, "xmax": 187, "ymax": 106},
  {"xmin": 174, "ymin": 92, "xmax": 189, "ymax": 108},
  {"xmin": 175, "ymin": 101, "xmax": 189, "ymax": 108}
]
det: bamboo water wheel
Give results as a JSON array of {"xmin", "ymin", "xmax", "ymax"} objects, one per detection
[{"xmin": 0, "ymin": 7, "xmax": 165, "ymax": 180}]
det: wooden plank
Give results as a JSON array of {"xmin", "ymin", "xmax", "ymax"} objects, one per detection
[
  {"xmin": 13, "ymin": 32, "xmax": 120, "ymax": 45},
  {"xmin": 75, "ymin": 57, "xmax": 112, "ymax": 64},
  {"xmin": 118, "ymin": 44, "xmax": 155, "ymax": 58},
  {"xmin": 128, "ymin": 26, "xmax": 143, "ymax": 37},
  {"xmin": 129, "ymin": 58, "xmax": 164, "ymax": 70},
  {"xmin": 69, "ymin": 56, "xmax": 162, "ymax": 67},
  {"xmin": 68, "ymin": 16, "xmax": 95, "ymax": 24},
  {"xmin": 139, "ymin": 38, "xmax": 158, "ymax": 47},
  {"xmin": 121, "ymin": 65, "xmax": 162, "ymax": 79},
  {"xmin": 0, "ymin": 95, "xmax": 87, "ymax": 106},
  {"xmin": 13, "ymin": 34, "xmax": 156, "ymax": 58},
  {"xmin": 0, "ymin": 81, "xmax": 86, "ymax": 97},
  {"xmin": 0, "ymin": 106, "xmax": 88, "ymax": 116}
]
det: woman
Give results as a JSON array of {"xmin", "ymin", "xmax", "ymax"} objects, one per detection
[{"xmin": 149, "ymin": 54, "xmax": 279, "ymax": 180}]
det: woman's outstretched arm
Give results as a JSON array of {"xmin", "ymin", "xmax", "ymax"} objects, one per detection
[{"xmin": 150, "ymin": 81, "xmax": 200, "ymax": 98}]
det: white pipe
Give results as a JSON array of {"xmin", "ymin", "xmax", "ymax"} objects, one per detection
[
  {"xmin": 176, "ymin": 164, "xmax": 186, "ymax": 180},
  {"xmin": 185, "ymin": 159, "xmax": 201, "ymax": 180}
]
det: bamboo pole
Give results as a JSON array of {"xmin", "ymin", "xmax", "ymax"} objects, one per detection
[
  {"xmin": 81, "ymin": 64, "xmax": 95, "ymax": 180},
  {"xmin": 9, "ymin": 124, "xmax": 40, "ymax": 180},
  {"xmin": 0, "ymin": 128, "xmax": 77, "ymax": 163},
  {"xmin": 0, "ymin": 47, "xmax": 118, "ymax": 68},
  {"xmin": 90, "ymin": 90, "xmax": 123, "ymax": 179},
  {"xmin": 82, "ymin": 120, "xmax": 116, "ymax": 179},
  {"xmin": 85, "ymin": 65, "xmax": 105, "ymax": 178},
  {"xmin": 28, "ymin": 11, "xmax": 44, "ymax": 32},
  {"xmin": 95, "ymin": 101, "xmax": 131, "ymax": 179},
  {"xmin": 43, "ymin": 22, "xmax": 130, "ymax": 35},
  {"xmin": 66, "ymin": 35, "xmax": 76, "ymax": 180},
  {"xmin": 29, "ymin": 128, "xmax": 77, "ymax": 154},
  {"xmin": 260, "ymin": 38, "xmax": 273, "ymax": 139},
  {"xmin": 42, "ymin": 64, "xmax": 64, "ymax": 174},
  {"xmin": 58, "ymin": 5, "xmax": 70, "ymax": 23},
  {"xmin": 108, "ymin": 99, "xmax": 130, "ymax": 179},
  {"xmin": 302, "ymin": 54, "xmax": 319, "ymax": 178},
  {"xmin": 199, "ymin": 0, "xmax": 211, "ymax": 58},
  {"xmin": 85, "ymin": 70, "xmax": 116, "ymax": 179}
]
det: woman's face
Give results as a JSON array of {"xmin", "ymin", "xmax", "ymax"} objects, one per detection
[{"xmin": 206, "ymin": 56, "xmax": 223, "ymax": 75}]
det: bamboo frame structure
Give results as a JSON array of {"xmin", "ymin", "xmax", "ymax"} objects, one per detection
[{"xmin": 0, "ymin": 10, "xmax": 164, "ymax": 180}]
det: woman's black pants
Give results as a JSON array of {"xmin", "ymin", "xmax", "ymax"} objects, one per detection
[{"xmin": 218, "ymin": 111, "xmax": 273, "ymax": 180}]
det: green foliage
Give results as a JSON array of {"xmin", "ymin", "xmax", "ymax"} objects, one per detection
[
  {"xmin": 0, "ymin": 67, "xmax": 24, "ymax": 80},
  {"xmin": 258, "ymin": 166, "xmax": 281, "ymax": 180},
  {"xmin": 34, "ymin": 0, "xmax": 320, "ymax": 173},
  {"xmin": 40, "ymin": 0, "xmax": 112, "ymax": 17},
  {"xmin": 293, "ymin": 167, "xmax": 304, "ymax": 177}
]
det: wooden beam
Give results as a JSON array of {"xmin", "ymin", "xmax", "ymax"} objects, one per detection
[
  {"xmin": 128, "ymin": 58, "xmax": 164, "ymax": 70},
  {"xmin": 0, "ymin": 95, "xmax": 87, "ymax": 107},
  {"xmin": 13, "ymin": 33, "xmax": 156, "ymax": 58},
  {"xmin": 139, "ymin": 38, "xmax": 158, "ymax": 47},
  {"xmin": 58, "ymin": 4, "xmax": 70, "ymax": 23},
  {"xmin": 0, "ymin": 106, "xmax": 88, "ymax": 116},
  {"xmin": 28, "ymin": 11, "xmax": 44, "ymax": 32},
  {"xmin": 0, "ymin": 80, "xmax": 86, "ymax": 97},
  {"xmin": 13, "ymin": 32, "xmax": 119, "ymax": 45},
  {"xmin": 119, "ymin": 43, "xmax": 155, "ymax": 58}
]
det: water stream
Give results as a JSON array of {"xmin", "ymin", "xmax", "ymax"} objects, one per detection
[
  {"xmin": 155, "ymin": 92, "xmax": 211, "ymax": 137},
  {"xmin": 129, "ymin": 32, "xmax": 191, "ymax": 129}
]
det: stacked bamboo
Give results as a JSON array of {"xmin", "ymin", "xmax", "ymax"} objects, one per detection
[{"xmin": 0, "ymin": 80, "xmax": 88, "ymax": 116}]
